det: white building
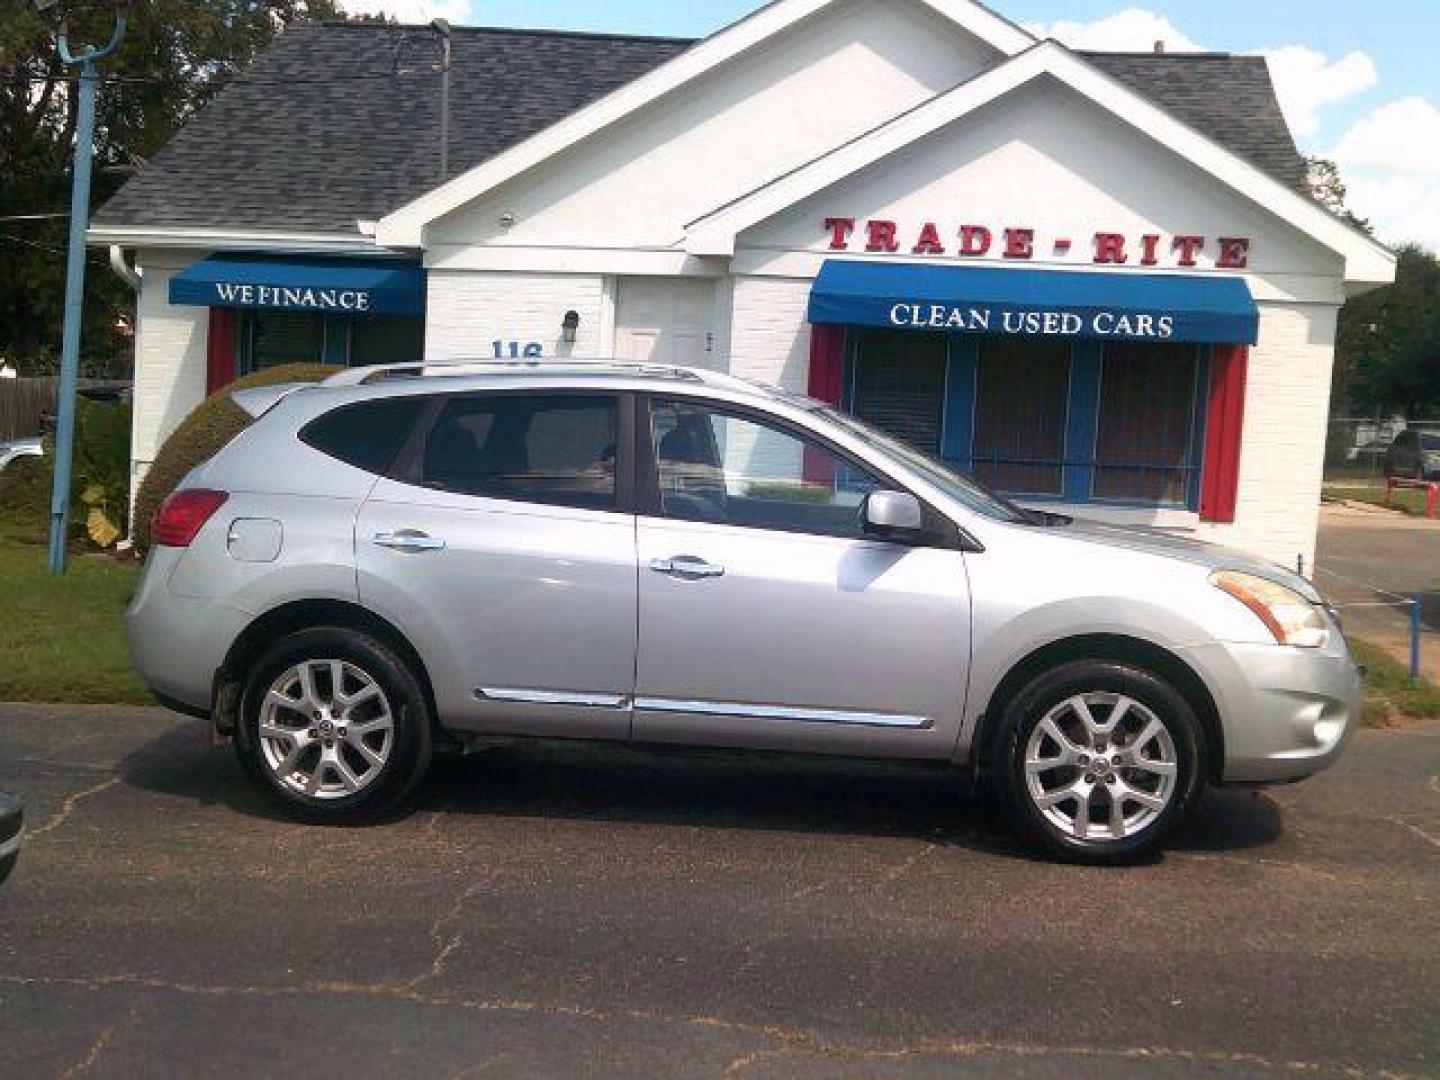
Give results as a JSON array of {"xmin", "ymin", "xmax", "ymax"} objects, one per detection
[{"xmin": 91, "ymin": 0, "xmax": 1394, "ymax": 569}]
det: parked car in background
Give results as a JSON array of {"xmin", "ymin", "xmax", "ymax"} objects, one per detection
[
  {"xmin": 0, "ymin": 793, "xmax": 21, "ymax": 886},
  {"xmin": 1385, "ymin": 429, "xmax": 1440, "ymax": 481},
  {"xmin": 127, "ymin": 361, "xmax": 1359, "ymax": 864},
  {"xmin": 0, "ymin": 435, "xmax": 43, "ymax": 474}
]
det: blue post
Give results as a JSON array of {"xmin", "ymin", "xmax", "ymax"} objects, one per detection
[
  {"xmin": 46, "ymin": 62, "xmax": 99, "ymax": 574},
  {"xmin": 45, "ymin": 12, "xmax": 130, "ymax": 574},
  {"xmin": 1411, "ymin": 595, "xmax": 1423, "ymax": 684}
]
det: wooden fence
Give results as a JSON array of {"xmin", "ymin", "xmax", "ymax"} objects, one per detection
[{"xmin": 0, "ymin": 377, "xmax": 58, "ymax": 441}]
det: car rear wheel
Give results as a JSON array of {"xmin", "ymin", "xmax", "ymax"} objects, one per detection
[
  {"xmin": 994, "ymin": 661, "xmax": 1204, "ymax": 864},
  {"xmin": 235, "ymin": 628, "xmax": 433, "ymax": 822}
]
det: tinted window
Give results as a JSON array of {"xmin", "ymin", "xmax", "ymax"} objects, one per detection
[
  {"xmin": 1423, "ymin": 434, "xmax": 1440, "ymax": 452},
  {"xmin": 302, "ymin": 397, "xmax": 426, "ymax": 475},
  {"xmin": 421, "ymin": 395, "xmax": 617, "ymax": 510},
  {"xmin": 650, "ymin": 400, "xmax": 881, "ymax": 538}
]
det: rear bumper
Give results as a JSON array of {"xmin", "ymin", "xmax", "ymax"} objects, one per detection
[
  {"xmin": 126, "ymin": 549, "xmax": 249, "ymax": 713},
  {"xmin": 1181, "ymin": 640, "xmax": 1362, "ymax": 785}
]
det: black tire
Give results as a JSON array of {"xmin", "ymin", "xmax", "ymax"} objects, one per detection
[
  {"xmin": 235, "ymin": 627, "xmax": 433, "ymax": 823},
  {"xmin": 992, "ymin": 661, "xmax": 1204, "ymax": 864}
]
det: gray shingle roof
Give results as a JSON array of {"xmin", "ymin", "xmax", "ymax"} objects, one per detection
[
  {"xmin": 1081, "ymin": 52, "xmax": 1308, "ymax": 193},
  {"xmin": 94, "ymin": 24, "xmax": 1308, "ymax": 236}
]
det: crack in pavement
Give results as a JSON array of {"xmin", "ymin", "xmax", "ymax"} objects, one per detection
[
  {"xmin": 1388, "ymin": 816, "xmax": 1440, "ymax": 850},
  {"xmin": 27, "ymin": 777, "xmax": 121, "ymax": 840},
  {"xmin": 402, "ymin": 870, "xmax": 505, "ymax": 992},
  {"xmin": 0, "ymin": 972, "xmax": 1407, "ymax": 1078}
]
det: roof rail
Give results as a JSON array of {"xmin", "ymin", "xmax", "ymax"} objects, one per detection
[{"xmin": 323, "ymin": 358, "xmax": 728, "ymax": 388}]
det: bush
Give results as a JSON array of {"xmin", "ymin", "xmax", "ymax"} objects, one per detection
[
  {"xmin": 132, "ymin": 364, "xmax": 340, "ymax": 553},
  {"xmin": 0, "ymin": 398, "xmax": 132, "ymax": 549}
]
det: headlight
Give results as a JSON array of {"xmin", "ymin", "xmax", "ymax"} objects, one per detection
[{"xmin": 1211, "ymin": 570, "xmax": 1330, "ymax": 648}]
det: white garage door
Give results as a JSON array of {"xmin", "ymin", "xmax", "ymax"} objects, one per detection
[{"xmin": 614, "ymin": 278, "xmax": 717, "ymax": 370}]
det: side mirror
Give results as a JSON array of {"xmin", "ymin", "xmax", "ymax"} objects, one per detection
[
  {"xmin": 864, "ymin": 490, "xmax": 924, "ymax": 536},
  {"xmin": 0, "ymin": 792, "xmax": 22, "ymax": 887}
]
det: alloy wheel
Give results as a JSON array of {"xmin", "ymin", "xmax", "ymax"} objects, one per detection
[
  {"xmin": 1023, "ymin": 692, "xmax": 1179, "ymax": 842},
  {"xmin": 258, "ymin": 659, "xmax": 395, "ymax": 800}
]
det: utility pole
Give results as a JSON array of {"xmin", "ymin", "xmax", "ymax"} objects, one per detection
[
  {"xmin": 44, "ymin": 1, "xmax": 131, "ymax": 574},
  {"xmin": 432, "ymin": 18, "xmax": 453, "ymax": 181}
]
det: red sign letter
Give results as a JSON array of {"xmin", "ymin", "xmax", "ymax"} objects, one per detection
[
  {"xmin": 959, "ymin": 225, "xmax": 992, "ymax": 257},
  {"xmin": 1004, "ymin": 228, "xmax": 1035, "ymax": 260},
  {"xmin": 1094, "ymin": 232, "xmax": 1129, "ymax": 265},
  {"xmin": 866, "ymin": 220, "xmax": 900, "ymax": 253},
  {"xmin": 1217, "ymin": 237, "xmax": 1251, "ymax": 269},
  {"xmin": 824, "ymin": 217, "xmax": 856, "ymax": 251},
  {"xmin": 1173, "ymin": 235, "xmax": 1205, "ymax": 267},
  {"xmin": 1140, "ymin": 234, "xmax": 1161, "ymax": 267},
  {"xmin": 912, "ymin": 222, "xmax": 946, "ymax": 256}
]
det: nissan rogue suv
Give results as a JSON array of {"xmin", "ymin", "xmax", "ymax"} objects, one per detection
[{"xmin": 127, "ymin": 361, "xmax": 1359, "ymax": 863}]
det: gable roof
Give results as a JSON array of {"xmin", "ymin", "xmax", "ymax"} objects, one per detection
[
  {"xmin": 684, "ymin": 42, "xmax": 1393, "ymax": 285},
  {"xmin": 94, "ymin": 11, "xmax": 1313, "ymax": 249}
]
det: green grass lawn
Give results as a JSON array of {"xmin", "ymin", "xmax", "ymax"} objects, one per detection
[
  {"xmin": 1323, "ymin": 482, "xmax": 1432, "ymax": 516},
  {"xmin": 0, "ymin": 517, "xmax": 151, "ymax": 705}
]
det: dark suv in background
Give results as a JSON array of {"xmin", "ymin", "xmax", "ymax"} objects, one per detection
[{"xmin": 1385, "ymin": 430, "xmax": 1440, "ymax": 480}]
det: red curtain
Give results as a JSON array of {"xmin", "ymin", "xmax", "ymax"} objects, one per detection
[
  {"xmin": 206, "ymin": 308, "xmax": 238, "ymax": 395},
  {"xmin": 1200, "ymin": 345, "xmax": 1249, "ymax": 524},
  {"xmin": 804, "ymin": 324, "xmax": 846, "ymax": 484}
]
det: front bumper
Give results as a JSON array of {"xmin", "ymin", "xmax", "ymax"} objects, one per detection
[{"xmin": 1181, "ymin": 639, "xmax": 1362, "ymax": 785}]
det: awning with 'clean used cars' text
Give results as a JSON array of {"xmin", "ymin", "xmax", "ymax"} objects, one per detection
[
  {"xmin": 807, "ymin": 261, "xmax": 1259, "ymax": 344},
  {"xmin": 169, "ymin": 254, "xmax": 426, "ymax": 317}
]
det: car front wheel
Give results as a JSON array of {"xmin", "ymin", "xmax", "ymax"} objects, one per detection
[
  {"xmin": 235, "ymin": 628, "xmax": 433, "ymax": 822},
  {"xmin": 994, "ymin": 661, "xmax": 1204, "ymax": 864}
]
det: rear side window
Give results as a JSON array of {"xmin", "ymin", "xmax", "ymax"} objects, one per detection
[
  {"xmin": 301, "ymin": 397, "xmax": 427, "ymax": 476},
  {"xmin": 419, "ymin": 394, "xmax": 618, "ymax": 511}
]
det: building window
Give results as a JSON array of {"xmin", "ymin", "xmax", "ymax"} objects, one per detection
[
  {"xmin": 351, "ymin": 315, "xmax": 427, "ymax": 367},
  {"xmin": 973, "ymin": 337, "xmax": 1071, "ymax": 497},
  {"xmin": 851, "ymin": 330, "xmax": 946, "ymax": 453},
  {"xmin": 245, "ymin": 310, "xmax": 324, "ymax": 371},
  {"xmin": 239, "ymin": 311, "xmax": 425, "ymax": 373},
  {"xmin": 838, "ymin": 330, "xmax": 1207, "ymax": 510},
  {"xmin": 1093, "ymin": 343, "xmax": 1203, "ymax": 505}
]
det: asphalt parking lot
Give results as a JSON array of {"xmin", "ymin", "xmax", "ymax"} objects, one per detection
[{"xmin": 1, "ymin": 704, "xmax": 1438, "ymax": 1078}]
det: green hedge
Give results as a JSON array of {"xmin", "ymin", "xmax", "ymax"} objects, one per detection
[{"xmin": 132, "ymin": 364, "xmax": 340, "ymax": 552}]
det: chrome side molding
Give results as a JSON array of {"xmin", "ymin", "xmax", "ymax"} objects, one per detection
[
  {"xmin": 633, "ymin": 697, "xmax": 929, "ymax": 729},
  {"xmin": 476, "ymin": 688, "xmax": 629, "ymax": 709}
]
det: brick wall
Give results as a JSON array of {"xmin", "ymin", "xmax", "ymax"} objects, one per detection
[
  {"xmin": 425, "ymin": 270, "xmax": 606, "ymax": 361},
  {"xmin": 130, "ymin": 252, "xmax": 209, "ymax": 505}
]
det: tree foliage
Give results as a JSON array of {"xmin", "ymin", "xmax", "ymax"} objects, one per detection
[
  {"xmin": 1337, "ymin": 245, "xmax": 1440, "ymax": 418},
  {"xmin": 0, "ymin": 0, "xmax": 340, "ymax": 376}
]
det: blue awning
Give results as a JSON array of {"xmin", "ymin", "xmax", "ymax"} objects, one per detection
[
  {"xmin": 808, "ymin": 261, "xmax": 1258, "ymax": 345},
  {"xmin": 170, "ymin": 254, "xmax": 425, "ymax": 317}
]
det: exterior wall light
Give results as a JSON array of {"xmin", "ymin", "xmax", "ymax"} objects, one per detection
[{"xmin": 562, "ymin": 310, "xmax": 581, "ymax": 345}]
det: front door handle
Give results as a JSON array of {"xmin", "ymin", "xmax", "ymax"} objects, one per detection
[
  {"xmin": 373, "ymin": 531, "xmax": 446, "ymax": 553},
  {"xmin": 650, "ymin": 556, "xmax": 725, "ymax": 580}
]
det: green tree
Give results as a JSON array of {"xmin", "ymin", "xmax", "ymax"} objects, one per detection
[
  {"xmin": 0, "ymin": 0, "xmax": 340, "ymax": 376},
  {"xmin": 1337, "ymin": 245, "xmax": 1440, "ymax": 418}
]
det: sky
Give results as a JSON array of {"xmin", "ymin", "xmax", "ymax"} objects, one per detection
[{"xmin": 343, "ymin": 0, "xmax": 1440, "ymax": 249}]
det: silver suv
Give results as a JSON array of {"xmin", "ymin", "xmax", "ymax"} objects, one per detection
[{"xmin": 128, "ymin": 361, "xmax": 1359, "ymax": 862}]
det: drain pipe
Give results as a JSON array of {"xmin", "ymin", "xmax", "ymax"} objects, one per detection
[{"xmin": 109, "ymin": 244, "xmax": 141, "ymax": 290}]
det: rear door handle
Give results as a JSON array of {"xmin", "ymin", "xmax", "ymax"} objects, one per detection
[
  {"xmin": 650, "ymin": 556, "xmax": 725, "ymax": 580},
  {"xmin": 373, "ymin": 531, "xmax": 446, "ymax": 553}
]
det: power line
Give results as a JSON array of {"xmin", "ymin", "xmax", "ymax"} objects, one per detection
[{"xmin": 0, "ymin": 213, "xmax": 69, "ymax": 222}]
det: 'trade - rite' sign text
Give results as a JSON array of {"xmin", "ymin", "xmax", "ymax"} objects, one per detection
[{"xmin": 824, "ymin": 218, "xmax": 1252, "ymax": 270}]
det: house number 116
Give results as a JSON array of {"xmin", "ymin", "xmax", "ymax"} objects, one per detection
[{"xmin": 491, "ymin": 340, "xmax": 544, "ymax": 359}]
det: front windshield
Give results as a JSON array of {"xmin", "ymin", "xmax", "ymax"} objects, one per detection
[{"xmin": 815, "ymin": 406, "xmax": 1031, "ymax": 524}]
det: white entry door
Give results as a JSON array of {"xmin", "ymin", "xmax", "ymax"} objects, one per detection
[{"xmin": 614, "ymin": 278, "xmax": 716, "ymax": 369}]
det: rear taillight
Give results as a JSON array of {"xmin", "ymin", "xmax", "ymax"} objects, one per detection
[{"xmin": 152, "ymin": 489, "xmax": 229, "ymax": 547}]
